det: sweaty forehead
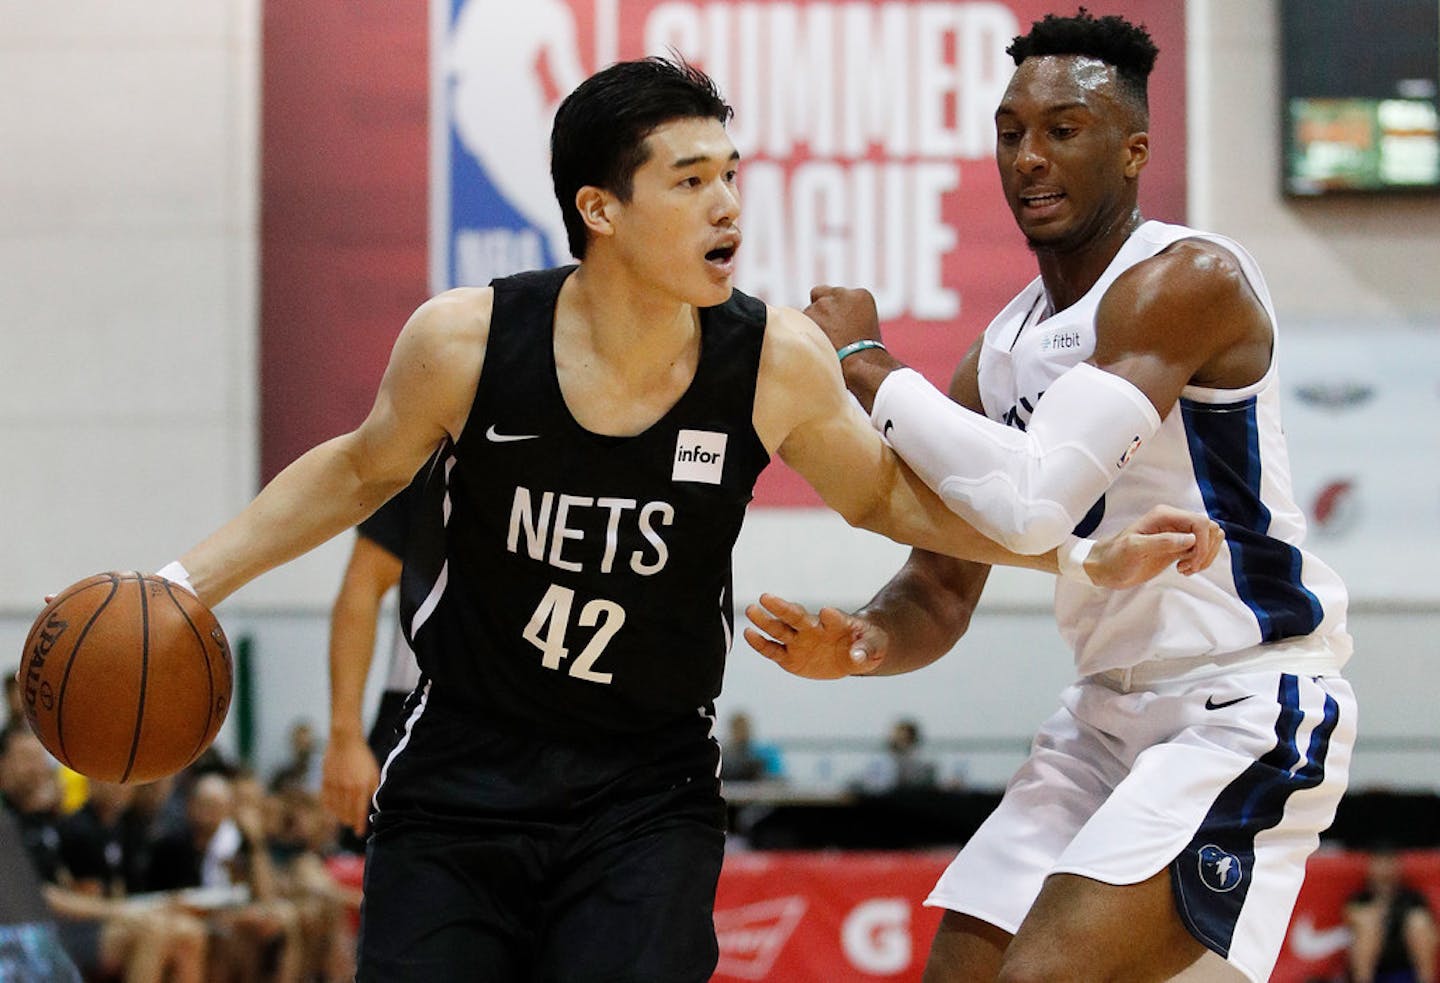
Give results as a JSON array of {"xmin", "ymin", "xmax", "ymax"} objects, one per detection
[{"xmin": 1000, "ymin": 55, "xmax": 1119, "ymax": 113}]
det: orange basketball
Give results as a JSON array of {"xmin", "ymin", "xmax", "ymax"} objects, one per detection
[{"xmin": 19, "ymin": 571, "xmax": 233, "ymax": 784}]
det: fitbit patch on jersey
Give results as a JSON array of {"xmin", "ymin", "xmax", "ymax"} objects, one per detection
[{"xmin": 673, "ymin": 429, "xmax": 727, "ymax": 484}]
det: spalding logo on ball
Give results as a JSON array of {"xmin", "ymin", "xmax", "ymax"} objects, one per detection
[{"xmin": 21, "ymin": 571, "xmax": 233, "ymax": 784}]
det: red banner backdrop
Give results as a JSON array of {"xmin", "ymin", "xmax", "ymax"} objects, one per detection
[
  {"xmin": 328, "ymin": 849, "xmax": 1440, "ymax": 979},
  {"xmin": 262, "ymin": 2, "xmax": 1186, "ymax": 500},
  {"xmin": 712, "ymin": 849, "xmax": 1440, "ymax": 982}
]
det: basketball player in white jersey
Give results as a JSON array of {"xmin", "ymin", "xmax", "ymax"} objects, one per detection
[{"xmin": 746, "ymin": 11, "xmax": 1355, "ymax": 983}]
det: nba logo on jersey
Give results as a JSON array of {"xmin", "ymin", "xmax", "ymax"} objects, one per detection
[
  {"xmin": 1117, "ymin": 434, "xmax": 1144, "ymax": 469},
  {"xmin": 673, "ymin": 430, "xmax": 727, "ymax": 484}
]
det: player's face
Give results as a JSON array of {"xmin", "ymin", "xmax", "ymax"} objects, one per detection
[
  {"xmin": 994, "ymin": 56, "xmax": 1144, "ymax": 253},
  {"xmin": 611, "ymin": 117, "xmax": 742, "ymax": 307}
]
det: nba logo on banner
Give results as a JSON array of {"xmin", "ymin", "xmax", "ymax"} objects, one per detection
[
  {"xmin": 429, "ymin": 0, "xmax": 1018, "ymax": 308},
  {"xmin": 432, "ymin": 0, "xmax": 591, "ymax": 289}
]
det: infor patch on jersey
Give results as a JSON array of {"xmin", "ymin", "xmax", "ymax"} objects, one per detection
[{"xmin": 672, "ymin": 430, "xmax": 727, "ymax": 484}]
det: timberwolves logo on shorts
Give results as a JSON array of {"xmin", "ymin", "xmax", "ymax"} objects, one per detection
[{"xmin": 1197, "ymin": 844, "xmax": 1244, "ymax": 893}]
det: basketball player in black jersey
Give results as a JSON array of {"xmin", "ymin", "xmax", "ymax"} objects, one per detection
[{"xmin": 142, "ymin": 57, "xmax": 1221, "ymax": 981}]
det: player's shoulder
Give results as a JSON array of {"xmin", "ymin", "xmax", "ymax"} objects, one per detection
[
  {"xmin": 1110, "ymin": 236, "xmax": 1254, "ymax": 314},
  {"xmin": 402, "ymin": 286, "xmax": 494, "ymax": 348},
  {"xmin": 417, "ymin": 286, "xmax": 494, "ymax": 327},
  {"xmin": 758, "ymin": 304, "xmax": 838, "ymax": 378}
]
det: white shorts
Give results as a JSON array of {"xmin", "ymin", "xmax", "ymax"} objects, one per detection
[{"xmin": 926, "ymin": 670, "xmax": 1356, "ymax": 983}]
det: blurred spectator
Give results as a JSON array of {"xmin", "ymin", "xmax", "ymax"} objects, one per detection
[
  {"xmin": 1, "ymin": 728, "xmax": 206, "ymax": 982},
  {"xmin": 3, "ymin": 669, "xmax": 26, "ymax": 739},
  {"xmin": 270, "ymin": 720, "xmax": 322, "ymax": 796},
  {"xmin": 859, "ymin": 718, "xmax": 938, "ymax": 794},
  {"xmin": 1345, "ymin": 845, "xmax": 1438, "ymax": 983},
  {"xmin": 267, "ymin": 787, "xmax": 361, "ymax": 982},
  {"xmin": 0, "ymin": 805, "xmax": 82, "ymax": 982},
  {"xmin": 719, "ymin": 711, "xmax": 785, "ymax": 783},
  {"xmin": 0, "ymin": 727, "xmax": 64, "ymax": 881},
  {"xmin": 146, "ymin": 772, "xmax": 303, "ymax": 983},
  {"xmin": 58, "ymin": 779, "xmax": 147, "ymax": 897}
]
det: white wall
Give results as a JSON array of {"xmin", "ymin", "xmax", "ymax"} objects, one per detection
[
  {"xmin": 2, "ymin": 0, "xmax": 1436, "ymax": 786},
  {"xmin": 1188, "ymin": 0, "xmax": 1440, "ymax": 320},
  {"xmin": 0, "ymin": 0, "xmax": 265, "ymax": 600}
]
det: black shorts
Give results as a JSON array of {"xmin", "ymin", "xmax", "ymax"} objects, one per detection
[{"xmin": 358, "ymin": 708, "xmax": 726, "ymax": 982}]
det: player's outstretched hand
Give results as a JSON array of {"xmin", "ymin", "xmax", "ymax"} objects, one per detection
[
  {"xmin": 321, "ymin": 732, "xmax": 380, "ymax": 838},
  {"xmin": 743, "ymin": 593, "xmax": 889, "ymax": 679},
  {"xmin": 1086, "ymin": 504, "xmax": 1225, "ymax": 589},
  {"xmin": 804, "ymin": 285, "xmax": 884, "ymax": 352}
]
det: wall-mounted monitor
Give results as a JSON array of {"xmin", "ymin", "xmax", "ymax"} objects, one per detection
[{"xmin": 1281, "ymin": 0, "xmax": 1440, "ymax": 195}]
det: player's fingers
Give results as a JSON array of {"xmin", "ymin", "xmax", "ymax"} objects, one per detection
[
  {"xmin": 742, "ymin": 626, "xmax": 787, "ymax": 662},
  {"xmin": 752, "ymin": 597, "xmax": 819, "ymax": 637},
  {"xmin": 809, "ymin": 284, "xmax": 836, "ymax": 303},
  {"xmin": 744, "ymin": 604, "xmax": 796, "ymax": 640},
  {"xmin": 1177, "ymin": 522, "xmax": 1223, "ymax": 575},
  {"xmin": 1151, "ymin": 531, "xmax": 1195, "ymax": 555},
  {"xmin": 816, "ymin": 608, "xmax": 885, "ymax": 671},
  {"xmin": 755, "ymin": 592, "xmax": 816, "ymax": 627}
]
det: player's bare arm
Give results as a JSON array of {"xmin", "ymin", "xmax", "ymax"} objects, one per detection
[
  {"xmin": 755, "ymin": 338, "xmax": 996, "ymax": 679},
  {"xmin": 322, "ymin": 534, "xmax": 402, "ymax": 836},
  {"xmin": 177, "ymin": 288, "xmax": 492, "ymax": 606},
  {"xmin": 753, "ymin": 304, "xmax": 1051, "ymax": 570},
  {"xmin": 752, "ymin": 305, "xmax": 1222, "ymax": 580}
]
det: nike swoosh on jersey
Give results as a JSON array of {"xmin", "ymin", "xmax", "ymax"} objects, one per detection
[
  {"xmin": 1204, "ymin": 694, "xmax": 1254, "ymax": 711},
  {"xmin": 485, "ymin": 425, "xmax": 540, "ymax": 443}
]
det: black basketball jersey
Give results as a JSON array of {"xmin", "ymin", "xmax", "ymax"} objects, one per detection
[{"xmin": 397, "ymin": 266, "xmax": 770, "ymax": 739}]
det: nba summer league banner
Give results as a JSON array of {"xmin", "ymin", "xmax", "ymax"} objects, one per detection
[
  {"xmin": 260, "ymin": 2, "xmax": 1184, "ymax": 504},
  {"xmin": 427, "ymin": 0, "xmax": 1188, "ymax": 504}
]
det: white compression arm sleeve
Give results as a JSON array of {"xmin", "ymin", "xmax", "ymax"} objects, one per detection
[{"xmin": 870, "ymin": 362, "xmax": 1162, "ymax": 554}]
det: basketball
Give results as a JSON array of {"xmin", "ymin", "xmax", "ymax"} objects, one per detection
[{"xmin": 19, "ymin": 571, "xmax": 233, "ymax": 784}]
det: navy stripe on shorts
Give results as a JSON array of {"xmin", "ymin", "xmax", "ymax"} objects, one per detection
[{"xmin": 1169, "ymin": 673, "xmax": 1340, "ymax": 956}]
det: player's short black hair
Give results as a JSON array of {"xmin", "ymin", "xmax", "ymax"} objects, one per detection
[
  {"xmin": 551, "ymin": 56, "xmax": 734, "ymax": 260},
  {"xmin": 1007, "ymin": 8, "xmax": 1158, "ymax": 122}
]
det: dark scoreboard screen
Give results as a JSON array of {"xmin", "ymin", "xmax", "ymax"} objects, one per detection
[{"xmin": 1281, "ymin": 0, "xmax": 1440, "ymax": 195}]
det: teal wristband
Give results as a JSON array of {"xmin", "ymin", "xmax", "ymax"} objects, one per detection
[{"xmin": 836, "ymin": 339, "xmax": 887, "ymax": 362}]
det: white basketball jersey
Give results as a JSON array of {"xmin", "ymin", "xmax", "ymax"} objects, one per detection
[{"xmin": 977, "ymin": 221, "xmax": 1351, "ymax": 677}]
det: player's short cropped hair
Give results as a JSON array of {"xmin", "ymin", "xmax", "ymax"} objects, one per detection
[
  {"xmin": 551, "ymin": 56, "xmax": 733, "ymax": 260},
  {"xmin": 1007, "ymin": 8, "xmax": 1158, "ymax": 124}
]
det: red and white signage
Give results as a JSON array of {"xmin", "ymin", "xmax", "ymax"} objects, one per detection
[{"xmin": 263, "ymin": 2, "xmax": 1186, "ymax": 499}]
